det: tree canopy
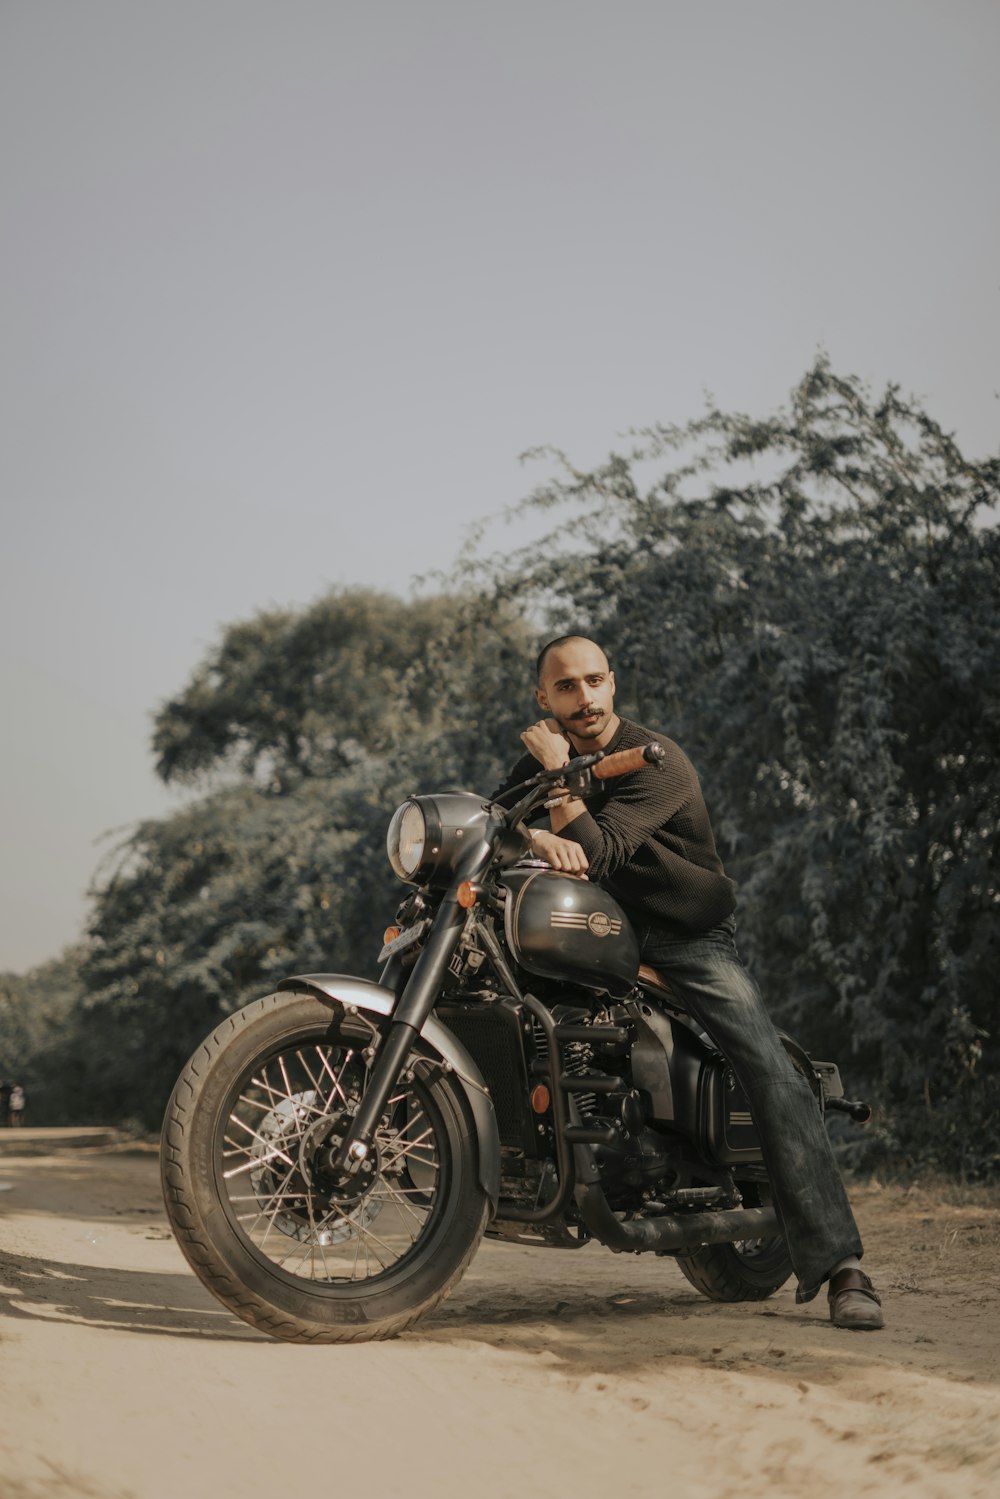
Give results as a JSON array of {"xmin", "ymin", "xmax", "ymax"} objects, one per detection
[
  {"xmin": 474, "ymin": 359, "xmax": 1000, "ymax": 1173},
  {"xmin": 0, "ymin": 949, "xmax": 85, "ymax": 1124},
  {"xmin": 151, "ymin": 590, "xmax": 529, "ymax": 789},
  {"xmin": 65, "ymin": 589, "xmax": 535, "ymax": 1121},
  {"xmin": 12, "ymin": 362, "xmax": 999, "ymax": 1173}
]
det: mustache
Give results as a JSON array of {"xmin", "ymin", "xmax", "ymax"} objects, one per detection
[{"xmin": 570, "ymin": 706, "xmax": 602, "ymax": 720}]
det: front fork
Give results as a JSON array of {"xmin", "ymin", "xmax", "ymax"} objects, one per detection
[{"xmin": 332, "ymin": 870, "xmax": 477, "ymax": 1172}]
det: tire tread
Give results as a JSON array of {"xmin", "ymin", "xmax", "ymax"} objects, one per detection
[{"xmin": 161, "ymin": 991, "xmax": 488, "ymax": 1343}]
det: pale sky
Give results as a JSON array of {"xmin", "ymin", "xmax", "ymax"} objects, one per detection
[{"xmin": 2, "ymin": 0, "xmax": 998, "ymax": 971}]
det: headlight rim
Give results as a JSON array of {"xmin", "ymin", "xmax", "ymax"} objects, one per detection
[
  {"xmin": 386, "ymin": 794, "xmax": 485, "ymax": 888},
  {"xmin": 387, "ymin": 798, "xmax": 435, "ymax": 882}
]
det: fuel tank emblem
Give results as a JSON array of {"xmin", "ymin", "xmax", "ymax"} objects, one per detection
[{"xmin": 548, "ymin": 910, "xmax": 622, "ymax": 938}]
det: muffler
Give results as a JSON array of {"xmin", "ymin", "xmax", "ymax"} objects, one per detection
[
  {"xmin": 572, "ymin": 1141, "xmax": 780, "ymax": 1254},
  {"xmin": 574, "ymin": 1181, "xmax": 780, "ymax": 1253}
]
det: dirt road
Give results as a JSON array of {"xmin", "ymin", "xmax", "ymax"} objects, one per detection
[{"xmin": 1, "ymin": 1142, "xmax": 998, "ymax": 1499}]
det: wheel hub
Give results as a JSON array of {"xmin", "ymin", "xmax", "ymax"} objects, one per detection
[{"xmin": 299, "ymin": 1114, "xmax": 380, "ymax": 1206}]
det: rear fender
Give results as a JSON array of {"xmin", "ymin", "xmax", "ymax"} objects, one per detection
[{"xmin": 277, "ymin": 973, "xmax": 500, "ymax": 1210}]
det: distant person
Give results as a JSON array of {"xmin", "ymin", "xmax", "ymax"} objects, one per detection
[
  {"xmin": 8, "ymin": 1084, "xmax": 25, "ymax": 1127},
  {"xmin": 0, "ymin": 1081, "xmax": 10, "ymax": 1126}
]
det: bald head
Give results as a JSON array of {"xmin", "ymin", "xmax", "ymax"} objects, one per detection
[{"xmin": 536, "ymin": 634, "xmax": 609, "ymax": 683}]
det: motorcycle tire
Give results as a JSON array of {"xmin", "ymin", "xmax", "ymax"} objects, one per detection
[
  {"xmin": 161, "ymin": 990, "xmax": 490, "ymax": 1343},
  {"xmin": 672, "ymin": 1184, "xmax": 793, "ymax": 1301}
]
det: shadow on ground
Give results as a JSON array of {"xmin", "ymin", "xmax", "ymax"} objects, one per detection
[{"xmin": 0, "ymin": 1248, "xmax": 261, "ymax": 1343}]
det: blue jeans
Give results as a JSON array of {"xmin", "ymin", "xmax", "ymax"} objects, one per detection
[{"xmin": 633, "ymin": 913, "xmax": 862, "ymax": 1303}]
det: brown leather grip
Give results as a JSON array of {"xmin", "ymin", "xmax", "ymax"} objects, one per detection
[{"xmin": 592, "ymin": 742, "xmax": 664, "ymax": 780}]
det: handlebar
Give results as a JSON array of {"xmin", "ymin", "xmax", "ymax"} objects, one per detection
[
  {"xmin": 592, "ymin": 741, "xmax": 666, "ymax": 780},
  {"xmin": 496, "ymin": 740, "xmax": 666, "ymax": 827}
]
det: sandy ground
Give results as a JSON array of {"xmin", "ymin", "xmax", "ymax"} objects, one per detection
[{"xmin": 1, "ymin": 1140, "xmax": 998, "ymax": 1499}]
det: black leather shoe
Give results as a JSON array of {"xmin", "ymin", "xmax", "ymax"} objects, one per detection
[{"xmin": 828, "ymin": 1267, "xmax": 885, "ymax": 1330}]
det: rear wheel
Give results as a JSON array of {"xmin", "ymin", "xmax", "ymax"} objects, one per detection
[
  {"xmin": 161, "ymin": 991, "xmax": 490, "ymax": 1343},
  {"xmin": 673, "ymin": 1184, "xmax": 792, "ymax": 1301}
]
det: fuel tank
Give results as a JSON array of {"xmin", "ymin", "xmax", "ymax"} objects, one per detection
[{"xmin": 501, "ymin": 866, "xmax": 639, "ymax": 998}]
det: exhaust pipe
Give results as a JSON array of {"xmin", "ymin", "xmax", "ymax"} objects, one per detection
[
  {"xmin": 572, "ymin": 1144, "xmax": 780, "ymax": 1254},
  {"xmin": 575, "ymin": 1181, "xmax": 779, "ymax": 1253}
]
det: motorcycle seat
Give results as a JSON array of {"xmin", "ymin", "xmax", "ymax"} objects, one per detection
[{"xmin": 637, "ymin": 964, "xmax": 677, "ymax": 999}]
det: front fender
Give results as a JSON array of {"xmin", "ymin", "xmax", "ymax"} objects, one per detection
[{"xmin": 277, "ymin": 972, "xmax": 500, "ymax": 1210}]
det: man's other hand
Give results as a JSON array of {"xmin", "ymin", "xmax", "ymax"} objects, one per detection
[
  {"xmin": 520, "ymin": 718, "xmax": 571, "ymax": 770},
  {"xmin": 528, "ymin": 829, "xmax": 589, "ymax": 873}
]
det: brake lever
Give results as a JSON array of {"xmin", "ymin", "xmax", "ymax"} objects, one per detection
[{"xmin": 543, "ymin": 765, "xmax": 594, "ymax": 806}]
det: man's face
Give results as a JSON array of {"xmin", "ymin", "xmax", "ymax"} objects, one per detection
[{"xmin": 535, "ymin": 639, "xmax": 617, "ymax": 748}]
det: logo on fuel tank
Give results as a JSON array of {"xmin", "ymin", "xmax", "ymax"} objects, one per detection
[{"xmin": 549, "ymin": 910, "xmax": 622, "ymax": 938}]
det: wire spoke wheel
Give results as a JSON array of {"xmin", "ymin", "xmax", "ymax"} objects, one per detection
[
  {"xmin": 161, "ymin": 992, "xmax": 490, "ymax": 1342},
  {"xmin": 221, "ymin": 1040, "xmax": 445, "ymax": 1285}
]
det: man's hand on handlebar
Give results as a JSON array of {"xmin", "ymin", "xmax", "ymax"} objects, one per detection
[
  {"xmin": 495, "ymin": 740, "xmax": 664, "ymax": 822},
  {"xmin": 527, "ymin": 828, "xmax": 589, "ymax": 874}
]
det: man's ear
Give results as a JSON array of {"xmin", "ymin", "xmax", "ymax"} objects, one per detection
[
  {"xmin": 534, "ymin": 684, "xmax": 549, "ymax": 712},
  {"xmin": 609, "ymin": 670, "xmax": 616, "ymax": 699}
]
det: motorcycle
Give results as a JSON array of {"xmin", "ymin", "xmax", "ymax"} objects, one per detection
[{"xmin": 160, "ymin": 741, "xmax": 871, "ymax": 1342}]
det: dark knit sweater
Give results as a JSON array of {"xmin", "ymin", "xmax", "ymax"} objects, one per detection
[{"xmin": 494, "ymin": 717, "xmax": 736, "ymax": 935}]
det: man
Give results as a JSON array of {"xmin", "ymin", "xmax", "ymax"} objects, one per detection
[{"xmin": 499, "ymin": 634, "xmax": 884, "ymax": 1331}]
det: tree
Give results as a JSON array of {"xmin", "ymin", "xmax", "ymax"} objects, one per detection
[
  {"xmin": 73, "ymin": 589, "xmax": 535, "ymax": 1125},
  {"xmin": 476, "ymin": 359, "xmax": 1000, "ymax": 1174},
  {"xmin": 151, "ymin": 589, "xmax": 531, "ymax": 790},
  {"xmin": 23, "ymin": 370, "xmax": 1000, "ymax": 1174},
  {"xmin": 0, "ymin": 949, "xmax": 86, "ymax": 1124}
]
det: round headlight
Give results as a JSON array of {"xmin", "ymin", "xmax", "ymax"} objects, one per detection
[
  {"xmin": 387, "ymin": 800, "xmax": 426, "ymax": 880},
  {"xmin": 385, "ymin": 794, "xmax": 491, "ymax": 887}
]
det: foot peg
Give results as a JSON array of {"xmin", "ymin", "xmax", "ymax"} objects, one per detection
[{"xmin": 825, "ymin": 1096, "xmax": 872, "ymax": 1124}]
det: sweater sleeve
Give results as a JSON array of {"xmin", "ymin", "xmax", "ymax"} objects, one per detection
[{"xmin": 559, "ymin": 749, "xmax": 697, "ymax": 881}]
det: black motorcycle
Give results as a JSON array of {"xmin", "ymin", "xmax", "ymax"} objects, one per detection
[{"xmin": 161, "ymin": 742, "xmax": 870, "ymax": 1342}]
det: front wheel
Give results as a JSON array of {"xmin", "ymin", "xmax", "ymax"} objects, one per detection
[
  {"xmin": 672, "ymin": 1184, "xmax": 793, "ymax": 1302},
  {"xmin": 161, "ymin": 991, "xmax": 490, "ymax": 1343}
]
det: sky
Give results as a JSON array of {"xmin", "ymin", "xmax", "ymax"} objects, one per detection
[{"xmin": 1, "ymin": 0, "xmax": 998, "ymax": 972}]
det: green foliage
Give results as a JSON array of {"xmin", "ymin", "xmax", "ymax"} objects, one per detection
[
  {"xmin": 61, "ymin": 589, "xmax": 534, "ymax": 1126},
  {"xmin": 0, "ymin": 949, "xmax": 86, "ymax": 1123},
  {"xmin": 16, "ymin": 369, "xmax": 998, "ymax": 1179},
  {"xmin": 476, "ymin": 358, "xmax": 1000, "ymax": 1176},
  {"xmin": 151, "ymin": 589, "xmax": 529, "ymax": 789},
  {"xmin": 76, "ymin": 780, "xmax": 379, "ymax": 1122}
]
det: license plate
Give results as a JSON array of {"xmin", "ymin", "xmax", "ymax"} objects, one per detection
[{"xmin": 378, "ymin": 920, "xmax": 429, "ymax": 964}]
